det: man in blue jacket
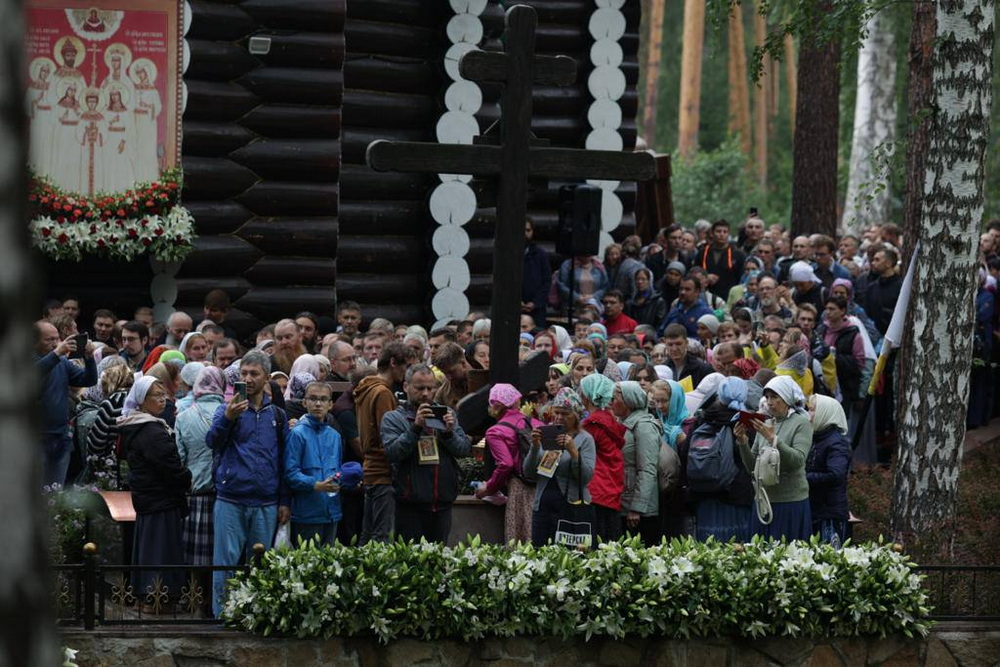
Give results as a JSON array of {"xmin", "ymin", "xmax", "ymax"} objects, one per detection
[
  {"xmin": 206, "ymin": 350, "xmax": 290, "ymax": 617},
  {"xmin": 35, "ymin": 320, "xmax": 97, "ymax": 486},
  {"xmin": 381, "ymin": 364, "xmax": 471, "ymax": 543},
  {"xmin": 658, "ymin": 275, "xmax": 713, "ymax": 338},
  {"xmin": 283, "ymin": 381, "xmax": 345, "ymax": 547}
]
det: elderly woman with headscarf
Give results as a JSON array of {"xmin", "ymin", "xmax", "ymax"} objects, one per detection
[
  {"xmin": 647, "ymin": 379, "xmax": 690, "ymax": 538},
  {"xmin": 175, "ymin": 362, "xmax": 206, "ymax": 413},
  {"xmin": 612, "ymin": 381, "xmax": 662, "ymax": 545},
  {"xmin": 685, "ymin": 372, "xmax": 725, "ymax": 416},
  {"xmin": 86, "ymin": 362, "xmax": 135, "ymax": 487},
  {"xmin": 626, "ymin": 267, "xmax": 667, "ymax": 328},
  {"xmin": 686, "ymin": 376, "xmax": 755, "ymax": 543},
  {"xmin": 734, "ymin": 376, "xmax": 814, "ymax": 541},
  {"xmin": 286, "ymin": 355, "xmax": 321, "ymax": 401},
  {"xmin": 523, "ymin": 388, "xmax": 597, "ymax": 547},
  {"xmin": 174, "ymin": 366, "xmax": 227, "ymax": 570},
  {"xmin": 117, "ymin": 376, "xmax": 192, "ymax": 613},
  {"xmin": 145, "ymin": 362, "xmax": 179, "ymax": 427},
  {"xmin": 475, "ymin": 383, "xmax": 536, "ymax": 544},
  {"xmin": 579, "ymin": 373, "xmax": 626, "ymax": 543},
  {"xmin": 805, "ymin": 394, "xmax": 851, "ymax": 547}
]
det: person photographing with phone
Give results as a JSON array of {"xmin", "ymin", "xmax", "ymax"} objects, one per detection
[
  {"xmin": 206, "ymin": 350, "xmax": 291, "ymax": 617},
  {"xmin": 381, "ymin": 364, "xmax": 471, "ymax": 543},
  {"xmin": 523, "ymin": 388, "xmax": 596, "ymax": 548},
  {"xmin": 35, "ymin": 320, "xmax": 98, "ymax": 486}
]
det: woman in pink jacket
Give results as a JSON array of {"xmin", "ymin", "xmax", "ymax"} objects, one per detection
[{"xmin": 474, "ymin": 383, "xmax": 535, "ymax": 544}]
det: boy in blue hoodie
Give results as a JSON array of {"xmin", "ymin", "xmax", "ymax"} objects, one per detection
[{"xmin": 284, "ymin": 381, "xmax": 345, "ymax": 546}]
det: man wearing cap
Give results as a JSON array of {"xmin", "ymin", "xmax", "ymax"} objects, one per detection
[
  {"xmin": 658, "ymin": 275, "xmax": 713, "ymax": 338},
  {"xmin": 381, "ymin": 364, "xmax": 471, "ymax": 543}
]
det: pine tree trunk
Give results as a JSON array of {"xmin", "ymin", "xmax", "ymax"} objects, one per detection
[
  {"xmin": 0, "ymin": 0, "xmax": 58, "ymax": 663},
  {"xmin": 842, "ymin": 11, "xmax": 898, "ymax": 234},
  {"xmin": 900, "ymin": 0, "xmax": 937, "ymax": 264},
  {"xmin": 677, "ymin": 0, "xmax": 704, "ymax": 157},
  {"xmin": 890, "ymin": 0, "xmax": 994, "ymax": 549},
  {"xmin": 727, "ymin": 4, "xmax": 751, "ymax": 156},
  {"xmin": 790, "ymin": 0, "xmax": 840, "ymax": 238},
  {"xmin": 753, "ymin": 2, "xmax": 768, "ymax": 187},
  {"xmin": 642, "ymin": 0, "xmax": 666, "ymax": 145},
  {"xmin": 784, "ymin": 34, "xmax": 797, "ymax": 133}
]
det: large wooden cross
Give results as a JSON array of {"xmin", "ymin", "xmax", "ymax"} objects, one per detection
[{"xmin": 367, "ymin": 4, "xmax": 654, "ymax": 387}]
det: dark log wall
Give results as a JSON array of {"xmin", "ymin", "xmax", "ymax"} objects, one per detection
[
  {"xmin": 336, "ymin": 0, "xmax": 642, "ymax": 324},
  {"xmin": 337, "ymin": 0, "xmax": 450, "ymax": 326},
  {"xmin": 178, "ymin": 0, "xmax": 344, "ymax": 332}
]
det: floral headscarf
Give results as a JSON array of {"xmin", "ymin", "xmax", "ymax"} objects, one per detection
[
  {"xmin": 551, "ymin": 387, "xmax": 585, "ymax": 419},
  {"xmin": 289, "ymin": 372, "xmax": 317, "ymax": 401},
  {"xmin": 193, "ymin": 366, "xmax": 227, "ymax": 399}
]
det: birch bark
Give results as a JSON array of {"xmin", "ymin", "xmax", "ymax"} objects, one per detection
[
  {"xmin": 891, "ymin": 0, "xmax": 994, "ymax": 546},
  {"xmin": 842, "ymin": 10, "xmax": 897, "ymax": 234}
]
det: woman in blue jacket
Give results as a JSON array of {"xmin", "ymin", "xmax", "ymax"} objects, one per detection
[
  {"xmin": 805, "ymin": 394, "xmax": 851, "ymax": 548},
  {"xmin": 283, "ymin": 382, "xmax": 345, "ymax": 547}
]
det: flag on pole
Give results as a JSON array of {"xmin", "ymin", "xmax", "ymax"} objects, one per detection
[{"xmin": 866, "ymin": 243, "xmax": 919, "ymax": 395}]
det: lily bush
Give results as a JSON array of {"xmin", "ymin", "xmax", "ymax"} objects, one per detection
[{"xmin": 222, "ymin": 537, "xmax": 931, "ymax": 642}]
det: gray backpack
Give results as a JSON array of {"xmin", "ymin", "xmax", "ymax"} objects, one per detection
[{"xmin": 686, "ymin": 422, "xmax": 739, "ymax": 494}]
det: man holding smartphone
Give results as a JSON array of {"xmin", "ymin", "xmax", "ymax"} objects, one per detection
[
  {"xmin": 35, "ymin": 320, "xmax": 97, "ymax": 485},
  {"xmin": 380, "ymin": 364, "xmax": 471, "ymax": 543},
  {"xmin": 206, "ymin": 350, "xmax": 291, "ymax": 617}
]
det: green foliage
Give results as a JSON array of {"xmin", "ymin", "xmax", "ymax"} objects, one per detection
[
  {"xmin": 43, "ymin": 485, "xmax": 89, "ymax": 565},
  {"xmin": 222, "ymin": 537, "xmax": 933, "ymax": 642},
  {"xmin": 670, "ymin": 138, "xmax": 764, "ymax": 224}
]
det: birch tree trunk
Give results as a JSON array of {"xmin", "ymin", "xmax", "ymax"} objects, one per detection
[
  {"xmin": 727, "ymin": 4, "xmax": 751, "ymax": 156},
  {"xmin": 0, "ymin": 0, "xmax": 58, "ymax": 664},
  {"xmin": 790, "ymin": 0, "xmax": 840, "ymax": 238},
  {"xmin": 842, "ymin": 10, "xmax": 898, "ymax": 235},
  {"xmin": 642, "ymin": 0, "xmax": 665, "ymax": 145},
  {"xmin": 677, "ymin": 0, "xmax": 704, "ymax": 157},
  {"xmin": 890, "ymin": 0, "xmax": 994, "ymax": 549},
  {"xmin": 753, "ymin": 2, "xmax": 768, "ymax": 187}
]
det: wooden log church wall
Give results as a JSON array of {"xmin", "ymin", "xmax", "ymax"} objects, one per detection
[{"xmin": 40, "ymin": 0, "xmax": 642, "ymax": 334}]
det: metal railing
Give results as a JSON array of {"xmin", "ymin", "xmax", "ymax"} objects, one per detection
[
  {"xmin": 53, "ymin": 542, "xmax": 264, "ymax": 628},
  {"xmin": 915, "ymin": 565, "xmax": 1000, "ymax": 621},
  {"xmin": 53, "ymin": 545, "xmax": 1000, "ymax": 628}
]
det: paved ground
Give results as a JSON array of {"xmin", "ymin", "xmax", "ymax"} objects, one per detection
[{"xmin": 965, "ymin": 417, "xmax": 1000, "ymax": 454}]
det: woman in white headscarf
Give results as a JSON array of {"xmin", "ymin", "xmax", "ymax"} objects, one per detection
[
  {"xmin": 685, "ymin": 372, "xmax": 724, "ymax": 415},
  {"xmin": 117, "ymin": 376, "xmax": 192, "ymax": 613},
  {"xmin": 734, "ymin": 376, "xmax": 813, "ymax": 541},
  {"xmin": 805, "ymin": 394, "xmax": 850, "ymax": 548}
]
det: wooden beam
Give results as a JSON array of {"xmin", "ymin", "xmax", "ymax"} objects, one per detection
[
  {"xmin": 366, "ymin": 140, "xmax": 501, "ymax": 175},
  {"xmin": 459, "ymin": 50, "xmax": 577, "ymax": 86},
  {"xmin": 529, "ymin": 147, "xmax": 655, "ymax": 181}
]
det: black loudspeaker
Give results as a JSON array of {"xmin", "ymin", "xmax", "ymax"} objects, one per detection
[{"xmin": 556, "ymin": 184, "xmax": 602, "ymax": 257}]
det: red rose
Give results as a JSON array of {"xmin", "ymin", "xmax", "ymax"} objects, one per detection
[
  {"xmin": 90, "ymin": 225, "xmax": 97, "ymax": 233},
  {"xmin": 73, "ymin": 208, "xmax": 82, "ymax": 217},
  {"xmin": 41, "ymin": 227, "xmax": 51, "ymax": 237},
  {"xmin": 57, "ymin": 233, "xmax": 68, "ymax": 243},
  {"xmin": 63, "ymin": 203, "xmax": 72, "ymax": 212},
  {"xmin": 28, "ymin": 194, "xmax": 37, "ymax": 202},
  {"xmin": 97, "ymin": 239, "xmax": 106, "ymax": 248},
  {"xmin": 127, "ymin": 229, "xmax": 137, "ymax": 238},
  {"xmin": 57, "ymin": 216, "xmax": 65, "ymax": 223},
  {"xmin": 116, "ymin": 208, "xmax": 125, "ymax": 217},
  {"xmin": 142, "ymin": 238, "xmax": 151, "ymax": 246},
  {"xmin": 145, "ymin": 200, "xmax": 155, "ymax": 207},
  {"xmin": 140, "ymin": 219, "xmax": 148, "ymax": 227},
  {"xmin": 154, "ymin": 227, "xmax": 163, "ymax": 236}
]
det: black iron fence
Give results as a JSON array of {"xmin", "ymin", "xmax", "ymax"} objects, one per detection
[
  {"xmin": 53, "ymin": 544, "xmax": 999, "ymax": 628},
  {"xmin": 53, "ymin": 542, "xmax": 264, "ymax": 628},
  {"xmin": 915, "ymin": 565, "xmax": 1000, "ymax": 621}
]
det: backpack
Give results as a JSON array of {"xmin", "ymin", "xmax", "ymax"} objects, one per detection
[
  {"xmin": 71, "ymin": 400, "xmax": 101, "ymax": 483},
  {"xmin": 685, "ymin": 422, "xmax": 739, "ymax": 494},
  {"xmin": 484, "ymin": 416, "xmax": 534, "ymax": 481},
  {"xmin": 657, "ymin": 439, "xmax": 681, "ymax": 493}
]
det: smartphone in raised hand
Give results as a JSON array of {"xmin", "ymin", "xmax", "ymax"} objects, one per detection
[{"xmin": 234, "ymin": 381, "xmax": 248, "ymax": 402}]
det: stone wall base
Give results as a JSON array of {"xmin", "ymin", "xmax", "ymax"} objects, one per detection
[{"xmin": 61, "ymin": 624, "xmax": 1000, "ymax": 666}]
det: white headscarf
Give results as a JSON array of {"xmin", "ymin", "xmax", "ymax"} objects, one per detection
[
  {"xmin": 121, "ymin": 376, "xmax": 160, "ymax": 417},
  {"xmin": 764, "ymin": 375, "xmax": 807, "ymax": 414},
  {"xmin": 653, "ymin": 365, "xmax": 673, "ymax": 382},
  {"xmin": 685, "ymin": 372, "xmax": 725, "ymax": 414},
  {"xmin": 551, "ymin": 325, "xmax": 573, "ymax": 352},
  {"xmin": 809, "ymin": 394, "xmax": 849, "ymax": 434},
  {"xmin": 790, "ymin": 261, "xmax": 822, "ymax": 284},
  {"xmin": 178, "ymin": 331, "xmax": 205, "ymax": 358}
]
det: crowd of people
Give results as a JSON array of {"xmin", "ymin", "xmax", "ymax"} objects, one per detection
[{"xmin": 34, "ymin": 215, "xmax": 1000, "ymax": 616}]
